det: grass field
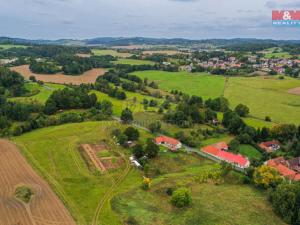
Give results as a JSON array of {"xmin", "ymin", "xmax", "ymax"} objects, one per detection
[
  {"xmin": 133, "ymin": 70, "xmax": 300, "ymax": 124},
  {"xmin": 0, "ymin": 44, "xmax": 27, "ymax": 50},
  {"xmin": 13, "ymin": 121, "xmax": 153, "ymax": 225},
  {"xmin": 224, "ymin": 76, "xmax": 300, "ymax": 124},
  {"xmin": 91, "ymin": 90, "xmax": 163, "ymax": 116},
  {"xmin": 113, "ymin": 58, "xmax": 155, "ymax": 65},
  {"xmin": 132, "ymin": 71, "xmax": 226, "ymax": 99},
  {"xmin": 10, "ymin": 82, "xmax": 65, "ymax": 103},
  {"xmin": 112, "ymin": 151, "xmax": 285, "ymax": 225},
  {"xmin": 91, "ymin": 49, "xmax": 132, "ymax": 58},
  {"xmin": 264, "ymin": 52, "xmax": 292, "ymax": 59},
  {"xmin": 238, "ymin": 144, "xmax": 262, "ymax": 160}
]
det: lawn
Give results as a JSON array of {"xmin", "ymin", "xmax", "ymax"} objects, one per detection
[
  {"xmin": 91, "ymin": 49, "xmax": 132, "ymax": 58},
  {"xmin": 10, "ymin": 82, "xmax": 65, "ymax": 104},
  {"xmin": 91, "ymin": 90, "xmax": 163, "ymax": 116},
  {"xmin": 13, "ymin": 121, "xmax": 152, "ymax": 225},
  {"xmin": 112, "ymin": 151, "xmax": 285, "ymax": 225},
  {"xmin": 132, "ymin": 71, "xmax": 226, "ymax": 99},
  {"xmin": 238, "ymin": 144, "xmax": 263, "ymax": 160},
  {"xmin": 224, "ymin": 76, "xmax": 300, "ymax": 124},
  {"xmin": 113, "ymin": 58, "xmax": 155, "ymax": 66}
]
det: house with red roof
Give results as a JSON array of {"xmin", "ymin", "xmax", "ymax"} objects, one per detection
[
  {"xmin": 259, "ymin": 140, "xmax": 280, "ymax": 153},
  {"xmin": 202, "ymin": 142, "xmax": 250, "ymax": 169},
  {"xmin": 266, "ymin": 157, "xmax": 300, "ymax": 181},
  {"xmin": 155, "ymin": 136, "xmax": 182, "ymax": 151}
]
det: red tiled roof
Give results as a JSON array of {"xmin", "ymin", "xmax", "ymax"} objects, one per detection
[
  {"xmin": 267, "ymin": 157, "xmax": 300, "ymax": 180},
  {"xmin": 202, "ymin": 144, "xmax": 249, "ymax": 168},
  {"xmin": 155, "ymin": 136, "xmax": 180, "ymax": 146},
  {"xmin": 275, "ymin": 164, "xmax": 296, "ymax": 179},
  {"xmin": 218, "ymin": 151, "xmax": 249, "ymax": 168},
  {"xmin": 202, "ymin": 146, "xmax": 220, "ymax": 156}
]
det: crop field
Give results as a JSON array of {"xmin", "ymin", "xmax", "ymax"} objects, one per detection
[
  {"xmin": 113, "ymin": 58, "xmax": 155, "ymax": 65},
  {"xmin": 11, "ymin": 82, "xmax": 65, "ymax": 103},
  {"xmin": 112, "ymin": 151, "xmax": 285, "ymax": 225},
  {"xmin": 91, "ymin": 90, "xmax": 163, "ymax": 116},
  {"xmin": 224, "ymin": 76, "xmax": 300, "ymax": 124},
  {"xmin": 132, "ymin": 70, "xmax": 226, "ymax": 99},
  {"xmin": 11, "ymin": 65, "xmax": 106, "ymax": 85},
  {"xmin": 0, "ymin": 139, "xmax": 75, "ymax": 225},
  {"xmin": 13, "ymin": 121, "xmax": 153, "ymax": 225},
  {"xmin": 91, "ymin": 49, "xmax": 132, "ymax": 58}
]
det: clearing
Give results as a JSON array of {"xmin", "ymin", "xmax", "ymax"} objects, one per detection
[
  {"xmin": 0, "ymin": 139, "xmax": 75, "ymax": 225},
  {"xmin": 11, "ymin": 65, "xmax": 106, "ymax": 85},
  {"xmin": 288, "ymin": 86, "xmax": 300, "ymax": 95}
]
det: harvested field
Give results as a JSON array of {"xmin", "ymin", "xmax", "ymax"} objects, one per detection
[
  {"xmin": 0, "ymin": 139, "xmax": 75, "ymax": 225},
  {"xmin": 288, "ymin": 87, "xmax": 300, "ymax": 95},
  {"xmin": 11, "ymin": 65, "xmax": 106, "ymax": 85}
]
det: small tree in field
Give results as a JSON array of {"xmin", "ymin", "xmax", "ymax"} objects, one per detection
[
  {"xmin": 144, "ymin": 139, "xmax": 159, "ymax": 158},
  {"xmin": 171, "ymin": 188, "xmax": 192, "ymax": 208},
  {"xmin": 148, "ymin": 121, "xmax": 161, "ymax": 133},
  {"xmin": 124, "ymin": 127, "xmax": 139, "ymax": 141},
  {"xmin": 121, "ymin": 108, "xmax": 133, "ymax": 123},
  {"xmin": 253, "ymin": 165, "xmax": 283, "ymax": 189}
]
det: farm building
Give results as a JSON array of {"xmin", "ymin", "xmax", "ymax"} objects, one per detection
[
  {"xmin": 266, "ymin": 157, "xmax": 300, "ymax": 181},
  {"xmin": 202, "ymin": 142, "xmax": 250, "ymax": 169},
  {"xmin": 155, "ymin": 136, "xmax": 182, "ymax": 151},
  {"xmin": 259, "ymin": 140, "xmax": 280, "ymax": 153}
]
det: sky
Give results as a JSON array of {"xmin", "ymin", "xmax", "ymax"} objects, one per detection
[{"xmin": 1, "ymin": 0, "xmax": 300, "ymax": 40}]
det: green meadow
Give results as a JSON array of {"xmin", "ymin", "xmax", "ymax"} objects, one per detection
[
  {"xmin": 133, "ymin": 70, "xmax": 300, "ymax": 125},
  {"xmin": 112, "ymin": 151, "xmax": 285, "ymax": 225},
  {"xmin": 132, "ymin": 71, "xmax": 226, "ymax": 99},
  {"xmin": 10, "ymin": 82, "xmax": 65, "ymax": 103},
  {"xmin": 91, "ymin": 90, "xmax": 163, "ymax": 116},
  {"xmin": 238, "ymin": 144, "xmax": 262, "ymax": 160},
  {"xmin": 264, "ymin": 52, "xmax": 292, "ymax": 59},
  {"xmin": 13, "ymin": 121, "xmax": 152, "ymax": 225},
  {"xmin": 91, "ymin": 49, "xmax": 132, "ymax": 58},
  {"xmin": 113, "ymin": 58, "xmax": 155, "ymax": 66},
  {"xmin": 224, "ymin": 76, "xmax": 300, "ymax": 124}
]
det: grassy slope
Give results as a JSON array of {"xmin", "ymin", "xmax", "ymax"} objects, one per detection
[
  {"xmin": 13, "ymin": 121, "xmax": 152, "ymax": 225},
  {"xmin": 113, "ymin": 58, "xmax": 155, "ymax": 65},
  {"xmin": 132, "ymin": 71, "xmax": 226, "ymax": 99},
  {"xmin": 91, "ymin": 49, "xmax": 132, "ymax": 58},
  {"xmin": 224, "ymin": 76, "xmax": 300, "ymax": 124},
  {"xmin": 91, "ymin": 90, "xmax": 162, "ymax": 116},
  {"xmin": 112, "ymin": 151, "xmax": 285, "ymax": 225},
  {"xmin": 10, "ymin": 82, "xmax": 65, "ymax": 104}
]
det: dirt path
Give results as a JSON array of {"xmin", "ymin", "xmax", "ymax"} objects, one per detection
[
  {"xmin": 10, "ymin": 65, "xmax": 106, "ymax": 85},
  {"xmin": 0, "ymin": 139, "xmax": 76, "ymax": 225},
  {"xmin": 91, "ymin": 151, "xmax": 131, "ymax": 225}
]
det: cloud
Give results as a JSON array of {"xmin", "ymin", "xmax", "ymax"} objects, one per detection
[{"xmin": 265, "ymin": 1, "xmax": 277, "ymax": 8}]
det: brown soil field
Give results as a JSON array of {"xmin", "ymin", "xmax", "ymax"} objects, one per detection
[
  {"xmin": 11, "ymin": 65, "xmax": 106, "ymax": 85},
  {"xmin": 81, "ymin": 144, "xmax": 106, "ymax": 172},
  {"xmin": 288, "ymin": 87, "xmax": 300, "ymax": 95},
  {"xmin": 0, "ymin": 139, "xmax": 76, "ymax": 225}
]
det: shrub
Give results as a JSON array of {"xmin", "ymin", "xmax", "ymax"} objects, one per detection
[
  {"xmin": 171, "ymin": 188, "xmax": 192, "ymax": 208},
  {"xmin": 15, "ymin": 186, "xmax": 33, "ymax": 203}
]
